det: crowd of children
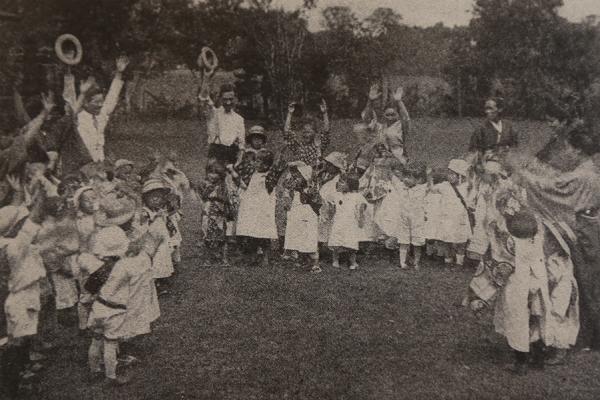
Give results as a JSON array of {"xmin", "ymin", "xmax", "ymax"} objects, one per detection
[
  {"xmin": 0, "ymin": 139, "xmax": 191, "ymax": 395},
  {"xmin": 0, "ymin": 68, "xmax": 590, "ymax": 399}
]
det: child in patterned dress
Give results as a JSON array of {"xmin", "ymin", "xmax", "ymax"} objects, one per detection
[
  {"xmin": 193, "ymin": 162, "xmax": 234, "ymax": 266},
  {"xmin": 283, "ymin": 161, "xmax": 323, "ymax": 273}
]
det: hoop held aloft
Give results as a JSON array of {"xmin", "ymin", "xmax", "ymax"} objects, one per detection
[
  {"xmin": 197, "ymin": 46, "xmax": 218, "ymax": 73},
  {"xmin": 55, "ymin": 34, "xmax": 83, "ymax": 65}
]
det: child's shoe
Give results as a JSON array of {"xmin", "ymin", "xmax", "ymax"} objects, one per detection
[
  {"xmin": 118, "ymin": 354, "xmax": 140, "ymax": 367},
  {"xmin": 105, "ymin": 375, "xmax": 131, "ymax": 387},
  {"xmin": 349, "ymin": 263, "xmax": 359, "ymax": 270},
  {"xmin": 332, "ymin": 260, "xmax": 340, "ymax": 268},
  {"xmin": 311, "ymin": 265, "xmax": 322, "ymax": 273}
]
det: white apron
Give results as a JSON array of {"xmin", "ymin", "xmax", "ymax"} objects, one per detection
[
  {"xmin": 236, "ymin": 172, "xmax": 278, "ymax": 239},
  {"xmin": 284, "ymin": 192, "xmax": 319, "ymax": 253}
]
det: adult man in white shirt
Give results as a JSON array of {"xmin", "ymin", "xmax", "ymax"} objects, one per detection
[
  {"xmin": 61, "ymin": 56, "xmax": 129, "ymax": 165},
  {"xmin": 198, "ymin": 75, "xmax": 245, "ymax": 166}
]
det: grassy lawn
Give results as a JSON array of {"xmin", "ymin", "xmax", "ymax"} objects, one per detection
[{"xmin": 12, "ymin": 117, "xmax": 600, "ymax": 399}]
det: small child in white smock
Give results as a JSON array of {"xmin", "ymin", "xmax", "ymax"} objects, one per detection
[{"xmin": 327, "ymin": 174, "xmax": 367, "ymax": 270}]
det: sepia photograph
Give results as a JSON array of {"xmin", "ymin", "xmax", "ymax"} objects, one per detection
[{"xmin": 0, "ymin": 0, "xmax": 600, "ymax": 398}]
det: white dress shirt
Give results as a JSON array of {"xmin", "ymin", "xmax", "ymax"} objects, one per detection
[{"xmin": 76, "ymin": 77, "xmax": 124, "ymax": 162}]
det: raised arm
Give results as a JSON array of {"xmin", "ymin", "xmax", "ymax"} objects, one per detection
[
  {"xmin": 21, "ymin": 92, "xmax": 55, "ymax": 144},
  {"xmin": 392, "ymin": 87, "xmax": 411, "ymax": 137},
  {"xmin": 197, "ymin": 70, "xmax": 216, "ymax": 120},
  {"xmin": 362, "ymin": 84, "xmax": 381, "ymax": 124},
  {"xmin": 319, "ymin": 99, "xmax": 331, "ymax": 151},
  {"xmin": 63, "ymin": 69, "xmax": 77, "ymax": 110},
  {"xmin": 283, "ymin": 102, "xmax": 296, "ymax": 144},
  {"xmin": 98, "ymin": 56, "xmax": 128, "ymax": 121}
]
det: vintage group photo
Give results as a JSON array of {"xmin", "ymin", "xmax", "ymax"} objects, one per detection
[{"xmin": 0, "ymin": 0, "xmax": 600, "ymax": 399}]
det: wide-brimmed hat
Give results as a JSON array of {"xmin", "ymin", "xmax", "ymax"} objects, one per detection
[
  {"xmin": 247, "ymin": 125, "xmax": 267, "ymax": 142},
  {"xmin": 448, "ymin": 159, "xmax": 469, "ymax": 177},
  {"xmin": 142, "ymin": 178, "xmax": 171, "ymax": 195},
  {"xmin": 95, "ymin": 194, "xmax": 137, "ymax": 227},
  {"xmin": 90, "ymin": 226, "xmax": 129, "ymax": 257},
  {"xmin": 72, "ymin": 186, "xmax": 95, "ymax": 209},
  {"xmin": 115, "ymin": 159, "xmax": 135, "ymax": 170},
  {"xmin": 324, "ymin": 152, "xmax": 348, "ymax": 171}
]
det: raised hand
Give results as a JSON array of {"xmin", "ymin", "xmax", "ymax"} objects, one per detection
[
  {"xmin": 116, "ymin": 55, "xmax": 130, "ymax": 73},
  {"xmin": 368, "ymin": 84, "xmax": 381, "ymax": 101},
  {"xmin": 288, "ymin": 102, "xmax": 296, "ymax": 114},
  {"xmin": 393, "ymin": 86, "xmax": 404, "ymax": 102},
  {"xmin": 80, "ymin": 76, "xmax": 96, "ymax": 94},
  {"xmin": 6, "ymin": 174, "xmax": 22, "ymax": 192},
  {"xmin": 319, "ymin": 99, "xmax": 328, "ymax": 114},
  {"xmin": 41, "ymin": 91, "xmax": 56, "ymax": 114}
]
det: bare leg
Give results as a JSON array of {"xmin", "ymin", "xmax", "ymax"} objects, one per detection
[
  {"xmin": 399, "ymin": 244, "xmax": 409, "ymax": 269},
  {"xmin": 349, "ymin": 251, "xmax": 359, "ymax": 270},
  {"xmin": 310, "ymin": 252, "xmax": 321, "ymax": 273},
  {"xmin": 413, "ymin": 246, "xmax": 423, "ymax": 270},
  {"xmin": 331, "ymin": 248, "xmax": 340, "ymax": 268}
]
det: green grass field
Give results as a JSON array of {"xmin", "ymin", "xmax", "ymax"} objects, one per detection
[{"xmin": 19, "ymin": 117, "xmax": 600, "ymax": 399}]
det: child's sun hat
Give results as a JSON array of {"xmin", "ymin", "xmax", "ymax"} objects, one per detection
[{"xmin": 448, "ymin": 159, "xmax": 469, "ymax": 177}]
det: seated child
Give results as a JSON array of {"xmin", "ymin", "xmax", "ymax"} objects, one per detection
[
  {"xmin": 283, "ymin": 161, "xmax": 322, "ymax": 273},
  {"xmin": 327, "ymin": 174, "xmax": 367, "ymax": 270}
]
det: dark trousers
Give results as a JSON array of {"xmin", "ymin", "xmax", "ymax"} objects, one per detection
[{"xmin": 571, "ymin": 213, "xmax": 600, "ymax": 349}]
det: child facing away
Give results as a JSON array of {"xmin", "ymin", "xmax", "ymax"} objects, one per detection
[
  {"xmin": 193, "ymin": 161, "xmax": 235, "ymax": 266},
  {"xmin": 235, "ymin": 149, "xmax": 283, "ymax": 267},
  {"xmin": 327, "ymin": 173, "xmax": 367, "ymax": 270},
  {"xmin": 283, "ymin": 161, "xmax": 322, "ymax": 273}
]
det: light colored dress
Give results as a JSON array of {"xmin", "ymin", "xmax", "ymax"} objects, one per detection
[
  {"xmin": 437, "ymin": 181, "xmax": 472, "ymax": 244},
  {"xmin": 374, "ymin": 176, "xmax": 405, "ymax": 238},
  {"xmin": 284, "ymin": 192, "xmax": 319, "ymax": 253},
  {"xmin": 423, "ymin": 185, "xmax": 444, "ymax": 241},
  {"xmin": 318, "ymin": 175, "xmax": 340, "ymax": 243},
  {"xmin": 121, "ymin": 252, "xmax": 160, "ymax": 339},
  {"xmin": 236, "ymin": 172, "xmax": 278, "ymax": 239},
  {"xmin": 144, "ymin": 208, "xmax": 174, "ymax": 279},
  {"xmin": 328, "ymin": 192, "xmax": 367, "ymax": 250}
]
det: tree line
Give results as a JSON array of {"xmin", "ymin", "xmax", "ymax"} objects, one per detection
[{"xmin": 0, "ymin": 0, "xmax": 599, "ymax": 122}]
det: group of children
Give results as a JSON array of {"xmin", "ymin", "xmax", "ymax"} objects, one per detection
[
  {"xmin": 1, "ymin": 148, "xmax": 191, "ymax": 395},
  {"xmin": 192, "ymin": 105, "xmax": 476, "ymax": 275}
]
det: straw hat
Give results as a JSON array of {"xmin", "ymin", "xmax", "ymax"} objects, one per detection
[
  {"xmin": 95, "ymin": 195, "xmax": 136, "ymax": 227},
  {"xmin": 324, "ymin": 152, "xmax": 348, "ymax": 171},
  {"xmin": 247, "ymin": 125, "xmax": 267, "ymax": 142},
  {"xmin": 448, "ymin": 159, "xmax": 468, "ymax": 177},
  {"xmin": 90, "ymin": 226, "xmax": 129, "ymax": 257},
  {"xmin": 72, "ymin": 186, "xmax": 95, "ymax": 209},
  {"xmin": 115, "ymin": 159, "xmax": 134, "ymax": 169},
  {"xmin": 142, "ymin": 178, "xmax": 171, "ymax": 194}
]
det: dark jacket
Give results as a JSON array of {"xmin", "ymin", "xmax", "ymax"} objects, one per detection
[{"xmin": 469, "ymin": 120, "xmax": 519, "ymax": 153}]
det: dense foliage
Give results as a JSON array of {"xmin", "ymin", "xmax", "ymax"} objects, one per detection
[{"xmin": 0, "ymin": 0, "xmax": 598, "ymax": 120}]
